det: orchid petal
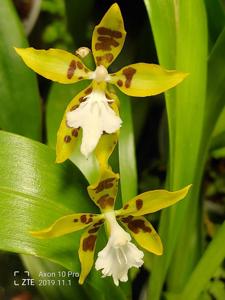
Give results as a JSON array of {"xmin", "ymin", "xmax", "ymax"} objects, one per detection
[
  {"xmin": 118, "ymin": 185, "xmax": 191, "ymax": 216},
  {"xmin": 15, "ymin": 47, "xmax": 91, "ymax": 84},
  {"xmin": 92, "ymin": 3, "xmax": 126, "ymax": 68},
  {"xmin": 111, "ymin": 63, "xmax": 188, "ymax": 97},
  {"xmin": 78, "ymin": 219, "xmax": 104, "ymax": 284},
  {"xmin": 88, "ymin": 168, "xmax": 119, "ymax": 212},
  {"xmin": 119, "ymin": 215, "xmax": 163, "ymax": 255},
  {"xmin": 30, "ymin": 213, "xmax": 100, "ymax": 239}
]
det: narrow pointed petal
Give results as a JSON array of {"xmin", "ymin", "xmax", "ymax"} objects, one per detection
[
  {"xmin": 92, "ymin": 3, "xmax": 126, "ymax": 68},
  {"xmin": 78, "ymin": 219, "xmax": 104, "ymax": 284},
  {"xmin": 119, "ymin": 215, "xmax": 163, "ymax": 255},
  {"xmin": 88, "ymin": 168, "xmax": 119, "ymax": 212},
  {"xmin": 15, "ymin": 47, "xmax": 91, "ymax": 84},
  {"xmin": 30, "ymin": 213, "xmax": 100, "ymax": 239},
  {"xmin": 118, "ymin": 185, "xmax": 191, "ymax": 216},
  {"xmin": 95, "ymin": 131, "xmax": 118, "ymax": 169},
  {"xmin": 56, "ymin": 84, "xmax": 93, "ymax": 163},
  {"xmin": 110, "ymin": 63, "xmax": 188, "ymax": 97}
]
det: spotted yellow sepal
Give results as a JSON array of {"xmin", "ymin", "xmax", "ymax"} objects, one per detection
[
  {"xmin": 119, "ymin": 215, "xmax": 163, "ymax": 255},
  {"xmin": 88, "ymin": 168, "xmax": 119, "ymax": 212},
  {"xmin": 30, "ymin": 213, "xmax": 100, "ymax": 239},
  {"xmin": 15, "ymin": 47, "xmax": 91, "ymax": 84},
  {"xmin": 110, "ymin": 63, "xmax": 189, "ymax": 97},
  {"xmin": 118, "ymin": 185, "xmax": 192, "ymax": 217},
  {"xmin": 78, "ymin": 219, "xmax": 104, "ymax": 284},
  {"xmin": 56, "ymin": 84, "xmax": 93, "ymax": 163},
  {"xmin": 92, "ymin": 3, "xmax": 126, "ymax": 68},
  {"xmin": 120, "ymin": 185, "xmax": 191, "ymax": 216}
]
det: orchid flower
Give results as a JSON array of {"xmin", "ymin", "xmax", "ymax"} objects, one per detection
[
  {"xmin": 31, "ymin": 169, "xmax": 191, "ymax": 286},
  {"xmin": 15, "ymin": 3, "xmax": 187, "ymax": 162}
]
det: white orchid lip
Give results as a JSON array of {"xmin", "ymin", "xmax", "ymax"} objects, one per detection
[
  {"xmin": 95, "ymin": 211, "xmax": 144, "ymax": 286},
  {"xmin": 66, "ymin": 89, "xmax": 122, "ymax": 158},
  {"xmin": 89, "ymin": 65, "xmax": 111, "ymax": 82}
]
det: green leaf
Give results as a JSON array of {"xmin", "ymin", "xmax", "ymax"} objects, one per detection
[
  {"xmin": 117, "ymin": 89, "xmax": 137, "ymax": 203},
  {"xmin": 180, "ymin": 221, "xmax": 225, "ymax": 300},
  {"xmin": 165, "ymin": 0, "xmax": 207, "ymax": 291},
  {"xmin": 46, "ymin": 81, "xmax": 99, "ymax": 184},
  {"xmin": 211, "ymin": 146, "xmax": 225, "ymax": 158},
  {"xmin": 65, "ymin": 0, "xmax": 95, "ymax": 45},
  {"xmin": 205, "ymin": 0, "xmax": 225, "ymax": 47},
  {"xmin": 212, "ymin": 106, "xmax": 225, "ymax": 139},
  {"xmin": 205, "ymin": 29, "xmax": 225, "ymax": 158},
  {"xmin": 0, "ymin": 130, "xmax": 96, "ymax": 271},
  {"xmin": 0, "ymin": 131, "xmax": 126, "ymax": 300},
  {"xmin": 143, "ymin": 0, "xmax": 176, "ymax": 68},
  {"xmin": 144, "ymin": 0, "xmax": 208, "ymax": 298},
  {"xmin": 22, "ymin": 255, "xmax": 88, "ymax": 300},
  {"xmin": 205, "ymin": 28, "xmax": 225, "ymax": 140},
  {"xmin": 0, "ymin": 0, "xmax": 41, "ymax": 140},
  {"xmin": 207, "ymin": 29, "xmax": 225, "ymax": 156}
]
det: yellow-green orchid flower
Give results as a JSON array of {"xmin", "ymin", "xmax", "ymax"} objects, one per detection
[
  {"xmin": 31, "ymin": 170, "xmax": 191, "ymax": 286},
  {"xmin": 15, "ymin": 3, "xmax": 187, "ymax": 163}
]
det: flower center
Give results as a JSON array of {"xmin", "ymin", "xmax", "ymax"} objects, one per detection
[
  {"xmin": 90, "ymin": 65, "xmax": 111, "ymax": 82},
  {"xmin": 95, "ymin": 211, "xmax": 144, "ymax": 286},
  {"xmin": 104, "ymin": 211, "xmax": 130, "ymax": 246}
]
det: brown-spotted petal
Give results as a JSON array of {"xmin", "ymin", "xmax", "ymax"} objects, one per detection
[
  {"xmin": 88, "ymin": 168, "xmax": 119, "ymax": 212},
  {"xmin": 56, "ymin": 83, "xmax": 94, "ymax": 163},
  {"xmin": 110, "ymin": 63, "xmax": 188, "ymax": 97},
  {"xmin": 78, "ymin": 218, "xmax": 104, "ymax": 284},
  {"xmin": 92, "ymin": 3, "xmax": 126, "ymax": 68},
  {"xmin": 119, "ymin": 215, "xmax": 163, "ymax": 255},
  {"xmin": 30, "ymin": 213, "xmax": 99, "ymax": 239},
  {"xmin": 119, "ymin": 185, "xmax": 191, "ymax": 217},
  {"xmin": 15, "ymin": 47, "xmax": 91, "ymax": 84}
]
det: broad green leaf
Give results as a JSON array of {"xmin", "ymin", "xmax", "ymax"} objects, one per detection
[
  {"xmin": 144, "ymin": 0, "xmax": 208, "ymax": 298},
  {"xmin": 0, "ymin": 0, "xmax": 41, "ymax": 140},
  {"xmin": 143, "ymin": 0, "xmax": 176, "ymax": 68},
  {"xmin": 0, "ymin": 130, "xmax": 96, "ymax": 272},
  {"xmin": 166, "ymin": 0, "xmax": 207, "ymax": 292},
  {"xmin": 0, "ymin": 131, "xmax": 126, "ymax": 299},
  {"xmin": 170, "ymin": 18, "xmax": 225, "ymax": 300},
  {"xmin": 22, "ymin": 255, "xmax": 88, "ymax": 300}
]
